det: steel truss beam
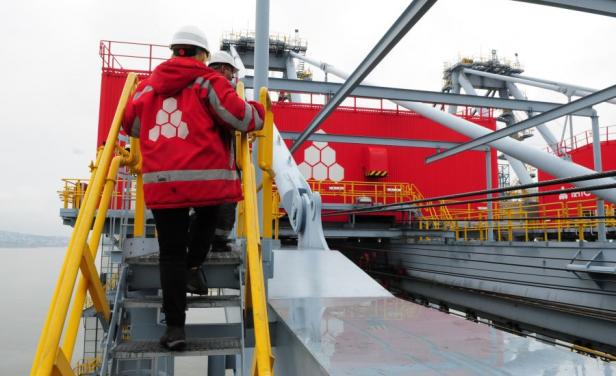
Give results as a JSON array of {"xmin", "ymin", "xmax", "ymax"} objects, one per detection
[
  {"xmin": 280, "ymin": 131, "xmax": 489, "ymax": 151},
  {"xmin": 512, "ymin": 0, "xmax": 616, "ymax": 18},
  {"xmin": 426, "ymin": 84, "xmax": 616, "ymax": 163},
  {"xmin": 289, "ymin": 0, "xmax": 437, "ymax": 153},
  {"xmin": 241, "ymin": 76, "xmax": 594, "ymax": 116}
]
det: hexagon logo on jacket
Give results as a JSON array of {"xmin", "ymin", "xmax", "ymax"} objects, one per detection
[{"xmin": 149, "ymin": 97, "xmax": 189, "ymax": 141}]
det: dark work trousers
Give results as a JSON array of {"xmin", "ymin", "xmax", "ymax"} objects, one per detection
[
  {"xmin": 151, "ymin": 205, "xmax": 219, "ymax": 327},
  {"xmin": 213, "ymin": 202, "xmax": 237, "ymax": 244}
]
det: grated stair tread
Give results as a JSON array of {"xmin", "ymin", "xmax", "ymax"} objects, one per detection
[
  {"xmin": 113, "ymin": 337, "xmax": 241, "ymax": 358},
  {"xmin": 126, "ymin": 250, "xmax": 242, "ymax": 266},
  {"xmin": 123, "ymin": 294, "xmax": 241, "ymax": 308}
]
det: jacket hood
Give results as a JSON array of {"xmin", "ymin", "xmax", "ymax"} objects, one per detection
[{"xmin": 149, "ymin": 57, "xmax": 210, "ymax": 96}]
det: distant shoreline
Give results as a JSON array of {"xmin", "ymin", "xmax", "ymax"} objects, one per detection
[{"xmin": 0, "ymin": 230, "xmax": 69, "ymax": 248}]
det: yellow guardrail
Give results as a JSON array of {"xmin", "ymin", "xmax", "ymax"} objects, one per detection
[
  {"xmin": 442, "ymin": 198, "xmax": 616, "ymax": 242},
  {"xmin": 31, "ymin": 72, "xmax": 143, "ymax": 376},
  {"xmin": 236, "ymin": 83, "xmax": 275, "ymax": 375}
]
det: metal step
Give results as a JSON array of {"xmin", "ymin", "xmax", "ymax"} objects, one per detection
[
  {"xmin": 113, "ymin": 337, "xmax": 241, "ymax": 359},
  {"xmin": 123, "ymin": 294, "xmax": 241, "ymax": 309},
  {"xmin": 125, "ymin": 250, "xmax": 242, "ymax": 266},
  {"xmin": 127, "ymin": 251, "xmax": 242, "ymax": 290}
]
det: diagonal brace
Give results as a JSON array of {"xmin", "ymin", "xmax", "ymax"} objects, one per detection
[
  {"xmin": 426, "ymin": 83, "xmax": 616, "ymax": 163},
  {"xmin": 289, "ymin": 0, "xmax": 437, "ymax": 153},
  {"xmin": 80, "ymin": 243, "xmax": 110, "ymax": 323}
]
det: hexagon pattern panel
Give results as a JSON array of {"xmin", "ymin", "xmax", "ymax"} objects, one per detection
[
  {"xmin": 297, "ymin": 130, "xmax": 344, "ymax": 182},
  {"xmin": 149, "ymin": 97, "xmax": 189, "ymax": 142}
]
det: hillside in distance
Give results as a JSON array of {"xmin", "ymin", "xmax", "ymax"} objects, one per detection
[{"xmin": 0, "ymin": 230, "xmax": 68, "ymax": 248}]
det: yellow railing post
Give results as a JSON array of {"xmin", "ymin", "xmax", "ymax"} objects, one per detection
[
  {"xmin": 236, "ymin": 83, "xmax": 274, "ymax": 375},
  {"xmin": 257, "ymin": 87, "xmax": 275, "ymax": 239},
  {"xmin": 31, "ymin": 73, "xmax": 138, "ymax": 376}
]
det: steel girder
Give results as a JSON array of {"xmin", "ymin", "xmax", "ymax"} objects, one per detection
[
  {"xmin": 289, "ymin": 0, "xmax": 437, "ymax": 152},
  {"xmin": 426, "ymin": 84, "xmax": 616, "ymax": 163},
  {"xmin": 241, "ymin": 76, "xmax": 594, "ymax": 116}
]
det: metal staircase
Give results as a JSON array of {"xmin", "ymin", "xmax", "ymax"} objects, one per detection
[
  {"xmin": 31, "ymin": 74, "xmax": 276, "ymax": 376},
  {"xmin": 102, "ymin": 238, "xmax": 246, "ymax": 375}
]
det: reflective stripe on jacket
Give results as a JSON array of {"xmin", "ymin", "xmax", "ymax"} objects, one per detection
[{"xmin": 121, "ymin": 57, "xmax": 264, "ymax": 209}]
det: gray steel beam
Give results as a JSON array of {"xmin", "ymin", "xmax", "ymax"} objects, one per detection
[
  {"xmin": 512, "ymin": 0, "xmax": 616, "ymax": 17},
  {"xmin": 280, "ymin": 131, "xmax": 489, "ymax": 150},
  {"xmin": 289, "ymin": 0, "xmax": 437, "ymax": 152},
  {"xmin": 254, "ymin": 0, "xmax": 270, "ymax": 99},
  {"xmin": 241, "ymin": 76, "xmax": 594, "ymax": 116},
  {"xmin": 466, "ymin": 68, "xmax": 616, "ymax": 105},
  {"xmin": 591, "ymin": 113, "xmax": 608, "ymax": 241},
  {"xmin": 426, "ymin": 83, "xmax": 616, "ymax": 163}
]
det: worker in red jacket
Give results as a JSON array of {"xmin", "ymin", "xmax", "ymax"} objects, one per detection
[{"xmin": 122, "ymin": 25, "xmax": 264, "ymax": 350}]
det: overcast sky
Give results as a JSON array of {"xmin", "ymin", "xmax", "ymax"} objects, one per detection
[{"xmin": 0, "ymin": 0, "xmax": 615, "ymax": 236}]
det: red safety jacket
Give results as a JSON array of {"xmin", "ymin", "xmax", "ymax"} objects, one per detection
[{"xmin": 122, "ymin": 57, "xmax": 264, "ymax": 209}]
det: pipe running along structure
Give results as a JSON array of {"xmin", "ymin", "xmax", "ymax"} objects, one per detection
[{"xmin": 289, "ymin": 51, "xmax": 616, "ymax": 204}]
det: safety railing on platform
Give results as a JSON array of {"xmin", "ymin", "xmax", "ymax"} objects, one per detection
[
  {"xmin": 30, "ymin": 73, "xmax": 144, "ymax": 376},
  {"xmin": 551, "ymin": 125, "xmax": 616, "ymax": 156},
  {"xmin": 59, "ymin": 177, "xmax": 137, "ymax": 209},
  {"xmin": 448, "ymin": 198, "xmax": 616, "ymax": 242}
]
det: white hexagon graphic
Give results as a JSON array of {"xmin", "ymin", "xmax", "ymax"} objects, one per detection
[
  {"xmin": 162, "ymin": 97, "xmax": 177, "ymax": 113},
  {"xmin": 177, "ymin": 121, "xmax": 189, "ymax": 139},
  {"xmin": 304, "ymin": 146, "xmax": 320, "ymax": 166},
  {"xmin": 298, "ymin": 162, "xmax": 312, "ymax": 179},
  {"xmin": 149, "ymin": 126, "xmax": 160, "ymax": 141},
  {"xmin": 170, "ymin": 110, "xmax": 182, "ymax": 126},
  {"xmin": 313, "ymin": 163, "xmax": 328, "ymax": 180},
  {"xmin": 156, "ymin": 110, "xmax": 169, "ymax": 125},
  {"xmin": 161, "ymin": 123, "xmax": 177, "ymax": 138},
  {"xmin": 313, "ymin": 129, "xmax": 328, "ymax": 150},
  {"xmin": 329, "ymin": 163, "xmax": 344, "ymax": 182},
  {"xmin": 321, "ymin": 146, "xmax": 336, "ymax": 166}
]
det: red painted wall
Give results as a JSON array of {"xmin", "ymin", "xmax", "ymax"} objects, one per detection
[
  {"xmin": 538, "ymin": 140, "xmax": 616, "ymax": 215},
  {"xmin": 272, "ymin": 103, "xmax": 498, "ymax": 209}
]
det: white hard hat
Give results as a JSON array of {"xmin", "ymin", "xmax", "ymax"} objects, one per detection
[
  {"xmin": 208, "ymin": 51, "xmax": 239, "ymax": 71},
  {"xmin": 170, "ymin": 25, "xmax": 210, "ymax": 53}
]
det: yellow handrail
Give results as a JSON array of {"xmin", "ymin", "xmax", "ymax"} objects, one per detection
[
  {"xmin": 31, "ymin": 73, "xmax": 140, "ymax": 376},
  {"xmin": 236, "ymin": 83, "xmax": 275, "ymax": 375}
]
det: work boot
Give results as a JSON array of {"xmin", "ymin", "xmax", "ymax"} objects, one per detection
[
  {"xmin": 159, "ymin": 325, "xmax": 186, "ymax": 351},
  {"xmin": 211, "ymin": 237, "xmax": 233, "ymax": 253},
  {"xmin": 186, "ymin": 266, "xmax": 208, "ymax": 295}
]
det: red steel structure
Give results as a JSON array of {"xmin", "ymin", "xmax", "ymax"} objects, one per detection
[
  {"xmin": 538, "ymin": 126, "xmax": 616, "ymax": 217},
  {"xmin": 97, "ymin": 41, "xmax": 500, "ymax": 223}
]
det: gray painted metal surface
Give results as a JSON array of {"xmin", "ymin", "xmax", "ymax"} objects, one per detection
[
  {"xmin": 268, "ymin": 250, "xmax": 615, "ymax": 374},
  {"xmin": 426, "ymin": 84, "xmax": 616, "ymax": 163},
  {"xmin": 241, "ymin": 75, "xmax": 594, "ymax": 116},
  {"xmin": 512, "ymin": 0, "xmax": 616, "ymax": 17},
  {"xmin": 281, "ymin": 131, "xmax": 489, "ymax": 150},
  {"xmin": 289, "ymin": 0, "xmax": 437, "ymax": 152}
]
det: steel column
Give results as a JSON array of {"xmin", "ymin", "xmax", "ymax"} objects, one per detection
[
  {"xmin": 426, "ymin": 83, "xmax": 616, "ymax": 163},
  {"xmin": 285, "ymin": 57, "xmax": 302, "ymax": 103},
  {"xmin": 254, "ymin": 0, "xmax": 270, "ymax": 99},
  {"xmin": 289, "ymin": 0, "xmax": 437, "ymax": 152},
  {"xmin": 485, "ymin": 149, "xmax": 494, "ymax": 241},
  {"xmin": 591, "ymin": 113, "xmax": 607, "ymax": 241}
]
